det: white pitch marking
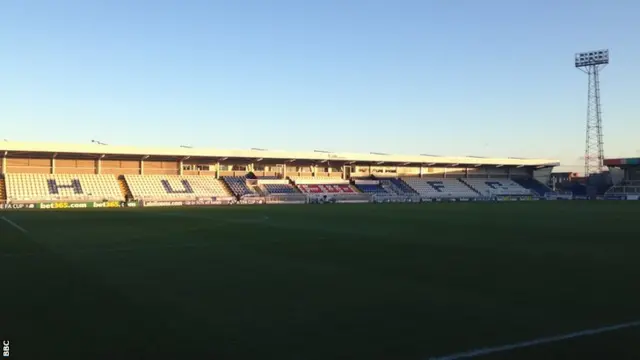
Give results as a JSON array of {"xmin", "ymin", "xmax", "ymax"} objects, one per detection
[
  {"xmin": 428, "ymin": 320, "xmax": 640, "ymax": 360},
  {"xmin": 1, "ymin": 216, "xmax": 28, "ymax": 234},
  {"xmin": 0, "ymin": 241, "xmax": 215, "ymax": 258}
]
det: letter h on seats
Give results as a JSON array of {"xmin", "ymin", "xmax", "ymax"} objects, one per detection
[
  {"xmin": 48, "ymin": 179, "xmax": 83, "ymax": 194},
  {"xmin": 161, "ymin": 179, "xmax": 194, "ymax": 194}
]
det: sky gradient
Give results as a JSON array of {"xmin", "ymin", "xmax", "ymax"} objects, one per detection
[{"xmin": 1, "ymin": 0, "xmax": 638, "ymax": 173}]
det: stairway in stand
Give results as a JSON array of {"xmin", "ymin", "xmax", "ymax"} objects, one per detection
[
  {"xmin": 219, "ymin": 177, "xmax": 239, "ymax": 199},
  {"xmin": 379, "ymin": 180, "xmax": 401, "ymax": 195},
  {"xmin": 458, "ymin": 178, "xmax": 482, "ymax": 195},
  {"xmin": 118, "ymin": 177, "xmax": 132, "ymax": 199},
  {"xmin": 0, "ymin": 177, "xmax": 6, "ymax": 202}
]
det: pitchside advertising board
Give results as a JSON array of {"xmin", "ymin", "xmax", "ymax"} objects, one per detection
[
  {"xmin": 141, "ymin": 199, "xmax": 237, "ymax": 207},
  {"xmin": 1, "ymin": 195, "xmax": 638, "ymax": 210},
  {"xmin": 0, "ymin": 201, "xmax": 138, "ymax": 210}
]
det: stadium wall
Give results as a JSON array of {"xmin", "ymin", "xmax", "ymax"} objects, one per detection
[
  {"xmin": 5, "ymin": 158, "xmax": 53, "ymax": 174},
  {"xmin": 101, "ymin": 160, "xmax": 140, "ymax": 175}
]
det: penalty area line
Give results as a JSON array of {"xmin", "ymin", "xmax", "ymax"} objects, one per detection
[
  {"xmin": 1, "ymin": 216, "xmax": 28, "ymax": 234},
  {"xmin": 427, "ymin": 320, "xmax": 640, "ymax": 360}
]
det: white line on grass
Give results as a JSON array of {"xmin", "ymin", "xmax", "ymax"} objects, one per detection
[
  {"xmin": 0, "ymin": 241, "xmax": 214, "ymax": 258},
  {"xmin": 1, "ymin": 216, "xmax": 28, "ymax": 234},
  {"xmin": 428, "ymin": 320, "xmax": 640, "ymax": 360}
]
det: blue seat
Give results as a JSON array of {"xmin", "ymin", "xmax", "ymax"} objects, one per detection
[
  {"xmin": 389, "ymin": 178, "xmax": 417, "ymax": 194},
  {"xmin": 513, "ymin": 178, "xmax": 552, "ymax": 196},
  {"xmin": 223, "ymin": 176, "xmax": 253, "ymax": 196},
  {"xmin": 356, "ymin": 184, "xmax": 388, "ymax": 194},
  {"xmin": 264, "ymin": 184, "xmax": 297, "ymax": 194}
]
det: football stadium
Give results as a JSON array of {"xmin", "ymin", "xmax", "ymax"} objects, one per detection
[{"xmin": 1, "ymin": 141, "xmax": 639, "ymax": 359}]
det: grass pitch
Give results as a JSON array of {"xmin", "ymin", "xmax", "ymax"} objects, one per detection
[{"xmin": 1, "ymin": 202, "xmax": 639, "ymax": 359}]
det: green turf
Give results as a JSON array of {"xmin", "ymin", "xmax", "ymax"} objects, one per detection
[{"xmin": 1, "ymin": 202, "xmax": 639, "ymax": 359}]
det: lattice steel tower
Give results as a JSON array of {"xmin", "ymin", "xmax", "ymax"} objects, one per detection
[{"xmin": 575, "ymin": 49, "xmax": 609, "ymax": 175}]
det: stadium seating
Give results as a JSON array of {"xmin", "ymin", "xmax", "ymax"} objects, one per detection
[
  {"xmin": 380, "ymin": 178, "xmax": 418, "ymax": 195},
  {"xmin": 354, "ymin": 183, "xmax": 392, "ymax": 195},
  {"xmin": 513, "ymin": 177, "xmax": 552, "ymax": 196},
  {"xmin": 222, "ymin": 176, "xmax": 257, "ymax": 197},
  {"xmin": 461, "ymin": 178, "xmax": 532, "ymax": 196},
  {"xmin": 125, "ymin": 175, "xmax": 231, "ymax": 200},
  {"xmin": 402, "ymin": 177, "xmax": 479, "ymax": 198},
  {"xmin": 5, "ymin": 173, "xmax": 124, "ymax": 202},
  {"xmin": 297, "ymin": 183, "xmax": 359, "ymax": 194},
  {"xmin": 262, "ymin": 183, "xmax": 299, "ymax": 194}
]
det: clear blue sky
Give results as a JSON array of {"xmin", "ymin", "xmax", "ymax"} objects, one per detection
[{"xmin": 1, "ymin": 0, "xmax": 638, "ymax": 173}]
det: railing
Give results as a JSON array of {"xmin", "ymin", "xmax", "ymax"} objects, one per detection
[
  {"xmin": 416, "ymin": 192, "xmax": 480, "ymax": 200},
  {"xmin": 543, "ymin": 192, "xmax": 572, "ymax": 200},
  {"xmin": 265, "ymin": 194, "xmax": 307, "ymax": 204},
  {"xmin": 484, "ymin": 189, "xmax": 535, "ymax": 196},
  {"xmin": 306, "ymin": 193, "xmax": 372, "ymax": 203},
  {"xmin": 619, "ymin": 180, "xmax": 640, "ymax": 186},
  {"xmin": 239, "ymin": 193, "xmax": 262, "ymax": 199},
  {"xmin": 372, "ymin": 194, "xmax": 420, "ymax": 203},
  {"xmin": 606, "ymin": 185, "xmax": 640, "ymax": 194}
]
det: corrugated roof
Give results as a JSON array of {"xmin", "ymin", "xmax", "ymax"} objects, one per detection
[{"xmin": 0, "ymin": 141, "xmax": 560, "ymax": 167}]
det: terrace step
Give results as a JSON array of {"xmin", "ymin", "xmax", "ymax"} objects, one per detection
[
  {"xmin": 0, "ymin": 178, "xmax": 5, "ymax": 202},
  {"xmin": 118, "ymin": 177, "xmax": 132, "ymax": 199}
]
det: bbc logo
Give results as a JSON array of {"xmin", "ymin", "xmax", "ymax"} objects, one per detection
[{"xmin": 2, "ymin": 340, "xmax": 8, "ymax": 357}]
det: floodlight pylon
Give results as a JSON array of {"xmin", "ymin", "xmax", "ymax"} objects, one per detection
[{"xmin": 575, "ymin": 49, "xmax": 608, "ymax": 175}]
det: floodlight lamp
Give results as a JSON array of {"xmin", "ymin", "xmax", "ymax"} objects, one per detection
[{"xmin": 575, "ymin": 49, "xmax": 609, "ymax": 67}]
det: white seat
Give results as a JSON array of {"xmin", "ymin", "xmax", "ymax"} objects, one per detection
[
  {"xmin": 296, "ymin": 183, "xmax": 359, "ymax": 194},
  {"xmin": 461, "ymin": 178, "xmax": 532, "ymax": 196},
  {"xmin": 402, "ymin": 177, "xmax": 479, "ymax": 198},
  {"xmin": 5, "ymin": 173, "xmax": 124, "ymax": 202},
  {"xmin": 124, "ymin": 175, "xmax": 232, "ymax": 200}
]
